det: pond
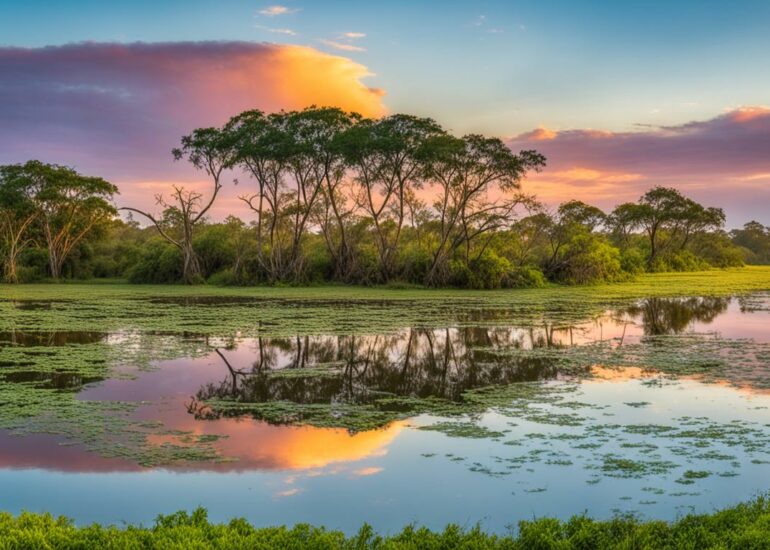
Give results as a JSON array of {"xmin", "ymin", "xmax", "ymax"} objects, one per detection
[{"xmin": 1, "ymin": 289, "xmax": 770, "ymax": 533}]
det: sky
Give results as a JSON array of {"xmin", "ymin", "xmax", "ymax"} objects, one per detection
[{"xmin": 0, "ymin": 0, "xmax": 768, "ymax": 226}]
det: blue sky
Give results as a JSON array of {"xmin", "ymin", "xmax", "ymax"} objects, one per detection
[
  {"xmin": 1, "ymin": 1, "xmax": 769, "ymax": 223},
  {"xmin": 2, "ymin": 0, "xmax": 769, "ymax": 135}
]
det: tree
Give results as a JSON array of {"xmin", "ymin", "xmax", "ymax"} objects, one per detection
[
  {"xmin": 226, "ymin": 110, "xmax": 289, "ymax": 281},
  {"xmin": 611, "ymin": 187, "xmax": 725, "ymax": 267},
  {"xmin": 731, "ymin": 221, "xmax": 770, "ymax": 264},
  {"xmin": 227, "ymin": 107, "xmax": 359, "ymax": 282},
  {"xmin": 16, "ymin": 161, "xmax": 117, "ymax": 279},
  {"xmin": 0, "ymin": 162, "xmax": 42, "ymax": 282},
  {"xmin": 122, "ymin": 127, "xmax": 234, "ymax": 283},
  {"xmin": 341, "ymin": 114, "xmax": 445, "ymax": 281},
  {"xmin": 542, "ymin": 200, "xmax": 607, "ymax": 278},
  {"xmin": 422, "ymin": 134, "xmax": 545, "ymax": 285}
]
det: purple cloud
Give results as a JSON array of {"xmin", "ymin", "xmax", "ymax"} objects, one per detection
[{"xmin": 509, "ymin": 107, "xmax": 770, "ymax": 225}]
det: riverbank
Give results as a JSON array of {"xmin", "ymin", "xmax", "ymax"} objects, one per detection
[{"xmin": 2, "ymin": 495, "xmax": 770, "ymax": 548}]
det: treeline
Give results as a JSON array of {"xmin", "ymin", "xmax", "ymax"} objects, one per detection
[{"xmin": 0, "ymin": 107, "xmax": 765, "ymax": 287}]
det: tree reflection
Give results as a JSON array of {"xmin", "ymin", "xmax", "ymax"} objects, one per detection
[
  {"xmin": 621, "ymin": 297, "xmax": 729, "ymax": 335},
  {"xmin": 191, "ymin": 326, "xmax": 569, "ymax": 419}
]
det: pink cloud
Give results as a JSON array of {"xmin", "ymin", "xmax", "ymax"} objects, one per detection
[
  {"xmin": 0, "ymin": 41, "xmax": 386, "ymax": 218},
  {"xmin": 509, "ymin": 107, "xmax": 770, "ymax": 225}
]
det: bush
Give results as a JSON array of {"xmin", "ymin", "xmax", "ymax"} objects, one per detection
[
  {"xmin": 667, "ymin": 250, "xmax": 709, "ymax": 272},
  {"xmin": 5, "ymin": 496, "xmax": 770, "ymax": 548},
  {"xmin": 620, "ymin": 247, "xmax": 646, "ymax": 274},
  {"xmin": 207, "ymin": 269, "xmax": 237, "ymax": 286},
  {"xmin": 126, "ymin": 241, "xmax": 183, "ymax": 283},
  {"xmin": 505, "ymin": 265, "xmax": 547, "ymax": 288}
]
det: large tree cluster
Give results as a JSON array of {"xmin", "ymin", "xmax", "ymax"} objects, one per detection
[{"xmin": 0, "ymin": 108, "xmax": 751, "ymax": 286}]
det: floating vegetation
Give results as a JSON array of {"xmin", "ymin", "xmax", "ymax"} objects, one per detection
[
  {"xmin": 0, "ymin": 273, "xmax": 768, "ymax": 480},
  {"xmin": 600, "ymin": 456, "xmax": 679, "ymax": 478},
  {"xmin": 418, "ymin": 422, "xmax": 506, "ymax": 439}
]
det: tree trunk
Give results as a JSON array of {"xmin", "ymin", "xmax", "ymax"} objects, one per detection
[
  {"xmin": 49, "ymin": 251, "xmax": 62, "ymax": 280},
  {"xmin": 182, "ymin": 243, "xmax": 202, "ymax": 284}
]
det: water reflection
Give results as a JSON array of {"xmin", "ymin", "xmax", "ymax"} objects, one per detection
[
  {"xmin": 0, "ymin": 330, "xmax": 105, "ymax": 347},
  {"xmin": 191, "ymin": 329, "xmax": 565, "ymax": 416},
  {"xmin": 187, "ymin": 295, "xmax": 764, "ymax": 424},
  {"xmin": 622, "ymin": 297, "xmax": 729, "ymax": 335},
  {"xmin": 0, "ymin": 293, "xmax": 767, "ymax": 474}
]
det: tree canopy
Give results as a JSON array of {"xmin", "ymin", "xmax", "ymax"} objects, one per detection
[{"xmin": 0, "ymin": 108, "xmax": 754, "ymax": 286}]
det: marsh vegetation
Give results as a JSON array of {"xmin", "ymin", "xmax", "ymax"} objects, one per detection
[{"xmin": 1, "ymin": 270, "xmax": 770, "ymax": 537}]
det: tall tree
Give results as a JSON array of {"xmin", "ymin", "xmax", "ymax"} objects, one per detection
[
  {"xmin": 423, "ymin": 134, "xmax": 545, "ymax": 285},
  {"xmin": 341, "ymin": 115, "xmax": 445, "ymax": 281},
  {"xmin": 122, "ymin": 127, "xmax": 234, "ymax": 283},
  {"xmin": 0, "ymin": 162, "xmax": 43, "ymax": 282},
  {"xmin": 20, "ymin": 161, "xmax": 118, "ymax": 279},
  {"xmin": 290, "ymin": 107, "xmax": 359, "ymax": 280},
  {"xmin": 226, "ymin": 109, "xmax": 291, "ymax": 281}
]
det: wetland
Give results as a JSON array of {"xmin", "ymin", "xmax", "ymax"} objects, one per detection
[{"xmin": 2, "ymin": 268, "xmax": 770, "ymax": 534}]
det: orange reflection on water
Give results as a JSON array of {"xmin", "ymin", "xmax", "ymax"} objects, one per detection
[
  {"xmin": 147, "ymin": 412, "xmax": 406, "ymax": 471},
  {"xmin": 590, "ymin": 365, "xmax": 656, "ymax": 381},
  {"xmin": 590, "ymin": 365, "xmax": 770, "ymax": 399}
]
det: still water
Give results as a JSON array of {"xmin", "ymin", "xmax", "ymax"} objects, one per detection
[{"xmin": 1, "ymin": 294, "xmax": 769, "ymax": 533}]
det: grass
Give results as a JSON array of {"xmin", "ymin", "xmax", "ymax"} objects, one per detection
[
  {"xmin": 6, "ymin": 496, "xmax": 770, "ymax": 548},
  {"xmin": 1, "ymin": 267, "xmax": 769, "ymax": 337}
]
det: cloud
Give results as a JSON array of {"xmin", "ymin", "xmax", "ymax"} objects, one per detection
[
  {"xmin": 351, "ymin": 466, "xmax": 383, "ymax": 477},
  {"xmin": 274, "ymin": 488, "xmax": 301, "ymax": 498},
  {"xmin": 258, "ymin": 5, "xmax": 299, "ymax": 17},
  {"xmin": 255, "ymin": 25, "xmax": 297, "ymax": 36},
  {"xmin": 320, "ymin": 39, "xmax": 366, "ymax": 52},
  {"xmin": 0, "ymin": 41, "xmax": 386, "ymax": 217},
  {"xmin": 508, "ymin": 107, "xmax": 770, "ymax": 224},
  {"xmin": 342, "ymin": 32, "xmax": 366, "ymax": 39}
]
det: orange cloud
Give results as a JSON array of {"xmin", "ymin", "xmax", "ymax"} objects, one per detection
[
  {"xmin": 548, "ymin": 168, "xmax": 643, "ymax": 183},
  {"xmin": 272, "ymin": 45, "xmax": 383, "ymax": 116},
  {"xmin": 728, "ymin": 106, "xmax": 770, "ymax": 123}
]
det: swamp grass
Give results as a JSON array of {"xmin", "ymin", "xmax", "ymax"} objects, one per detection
[
  {"xmin": 5, "ymin": 496, "xmax": 770, "ymax": 549},
  {"xmin": 1, "ymin": 267, "xmax": 770, "ymax": 466},
  {"xmin": 1, "ymin": 267, "xmax": 769, "ymax": 337}
]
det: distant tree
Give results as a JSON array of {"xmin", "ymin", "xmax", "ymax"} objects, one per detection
[
  {"xmin": 14, "ymin": 161, "xmax": 117, "ymax": 280},
  {"xmin": 0, "ymin": 162, "xmax": 42, "ymax": 282},
  {"xmin": 610, "ymin": 187, "xmax": 725, "ymax": 267},
  {"xmin": 122, "ymin": 127, "xmax": 234, "ymax": 283},
  {"xmin": 731, "ymin": 221, "xmax": 770, "ymax": 264},
  {"xmin": 542, "ymin": 200, "xmax": 607, "ymax": 278}
]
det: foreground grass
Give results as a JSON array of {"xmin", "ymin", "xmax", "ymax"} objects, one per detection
[{"xmin": 5, "ymin": 496, "xmax": 770, "ymax": 549}]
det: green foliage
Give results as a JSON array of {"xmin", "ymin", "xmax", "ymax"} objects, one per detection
[
  {"xmin": 620, "ymin": 247, "xmax": 646, "ymax": 274},
  {"xmin": 0, "ymin": 116, "xmax": 753, "ymax": 288},
  {"xmin": 5, "ymin": 496, "xmax": 770, "ymax": 548},
  {"xmin": 127, "ymin": 240, "xmax": 184, "ymax": 283},
  {"xmin": 731, "ymin": 221, "xmax": 770, "ymax": 265}
]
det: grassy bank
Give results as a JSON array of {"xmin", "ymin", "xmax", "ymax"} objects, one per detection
[
  {"xmin": 4, "ymin": 496, "xmax": 770, "ymax": 549},
  {"xmin": 2, "ymin": 267, "xmax": 769, "ymax": 337}
]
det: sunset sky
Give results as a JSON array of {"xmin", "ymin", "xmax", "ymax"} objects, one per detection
[{"xmin": 1, "ymin": 0, "xmax": 768, "ymax": 226}]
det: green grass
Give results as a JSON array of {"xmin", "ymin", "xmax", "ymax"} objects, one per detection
[
  {"xmin": 6, "ymin": 496, "xmax": 770, "ymax": 548},
  {"xmin": 2, "ymin": 267, "xmax": 769, "ymax": 337}
]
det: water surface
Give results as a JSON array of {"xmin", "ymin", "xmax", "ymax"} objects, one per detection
[{"xmin": 1, "ymin": 294, "xmax": 769, "ymax": 532}]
